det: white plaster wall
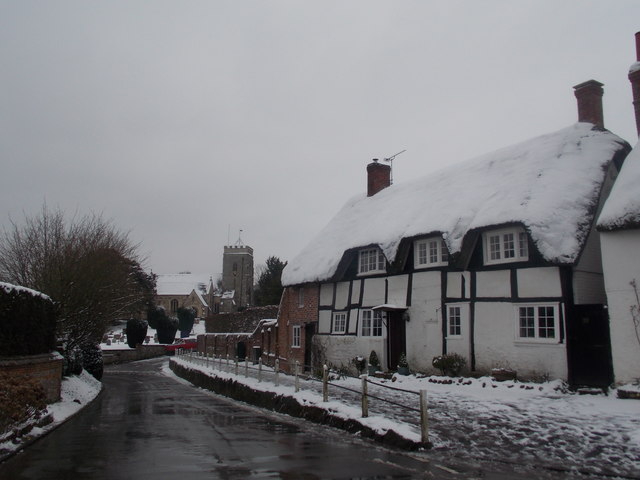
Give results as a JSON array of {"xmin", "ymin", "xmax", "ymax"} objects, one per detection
[
  {"xmin": 445, "ymin": 302, "xmax": 470, "ymax": 361},
  {"xmin": 406, "ymin": 271, "xmax": 443, "ymax": 372},
  {"xmin": 517, "ymin": 267, "xmax": 561, "ymax": 298},
  {"xmin": 361, "ymin": 277, "xmax": 386, "ymax": 307},
  {"xmin": 601, "ymin": 230, "xmax": 640, "ymax": 384},
  {"xmin": 352, "ymin": 280, "xmax": 362, "ymax": 304},
  {"xmin": 387, "ymin": 275, "xmax": 408, "ymax": 306},
  {"xmin": 318, "ymin": 310, "xmax": 332, "ymax": 333},
  {"xmin": 320, "ymin": 283, "xmax": 334, "ymax": 307},
  {"xmin": 335, "ymin": 282, "xmax": 350, "ymax": 309},
  {"xmin": 473, "ymin": 302, "xmax": 567, "ymax": 379},
  {"xmin": 348, "ymin": 308, "xmax": 359, "ymax": 334},
  {"xmin": 573, "ymin": 227, "xmax": 606, "ymax": 305},
  {"xmin": 316, "ymin": 330, "xmax": 387, "ymax": 372},
  {"xmin": 476, "ymin": 270, "xmax": 511, "ymax": 298},
  {"xmin": 447, "ymin": 272, "xmax": 463, "ymax": 299}
]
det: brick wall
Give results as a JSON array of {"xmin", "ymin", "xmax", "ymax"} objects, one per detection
[
  {"xmin": 276, "ymin": 284, "xmax": 319, "ymax": 373},
  {"xmin": 0, "ymin": 353, "xmax": 63, "ymax": 403}
]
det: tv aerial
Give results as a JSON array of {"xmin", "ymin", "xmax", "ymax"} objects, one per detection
[{"xmin": 382, "ymin": 149, "xmax": 406, "ymax": 185}]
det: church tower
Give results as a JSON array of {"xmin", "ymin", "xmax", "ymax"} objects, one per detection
[{"xmin": 221, "ymin": 232, "xmax": 254, "ymax": 310}]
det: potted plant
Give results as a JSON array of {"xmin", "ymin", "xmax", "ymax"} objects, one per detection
[
  {"xmin": 368, "ymin": 350, "xmax": 380, "ymax": 376},
  {"xmin": 397, "ymin": 352, "xmax": 410, "ymax": 375}
]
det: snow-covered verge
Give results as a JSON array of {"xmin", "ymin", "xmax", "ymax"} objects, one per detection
[
  {"xmin": 170, "ymin": 356, "xmax": 640, "ymax": 479},
  {"xmin": 0, "ymin": 371, "xmax": 102, "ymax": 460}
]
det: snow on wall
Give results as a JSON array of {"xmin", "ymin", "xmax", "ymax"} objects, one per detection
[
  {"xmin": 283, "ymin": 123, "xmax": 628, "ymax": 286},
  {"xmin": 598, "ymin": 141, "xmax": 640, "ymax": 230}
]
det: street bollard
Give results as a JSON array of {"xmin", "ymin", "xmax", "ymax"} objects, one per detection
[
  {"xmin": 295, "ymin": 361, "xmax": 300, "ymax": 393},
  {"xmin": 322, "ymin": 364, "xmax": 328, "ymax": 402},
  {"xmin": 361, "ymin": 376, "xmax": 369, "ymax": 418},
  {"xmin": 420, "ymin": 390, "xmax": 429, "ymax": 444},
  {"xmin": 275, "ymin": 359, "xmax": 280, "ymax": 387},
  {"xmin": 258, "ymin": 358, "xmax": 263, "ymax": 383},
  {"xmin": 226, "ymin": 353, "xmax": 230, "ymax": 367}
]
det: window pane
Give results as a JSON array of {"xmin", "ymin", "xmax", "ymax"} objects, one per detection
[
  {"xmin": 441, "ymin": 240, "xmax": 449, "ymax": 263},
  {"xmin": 372, "ymin": 311, "xmax": 383, "ymax": 337},
  {"xmin": 490, "ymin": 235, "xmax": 501, "ymax": 260},
  {"xmin": 519, "ymin": 307, "xmax": 535, "ymax": 337},
  {"xmin": 503, "ymin": 233, "xmax": 515, "ymax": 258},
  {"xmin": 519, "ymin": 232, "xmax": 528, "ymax": 258},
  {"xmin": 418, "ymin": 242, "xmax": 427, "ymax": 264},
  {"xmin": 377, "ymin": 251, "xmax": 385, "ymax": 271},
  {"xmin": 449, "ymin": 306, "xmax": 461, "ymax": 336},
  {"xmin": 538, "ymin": 306, "xmax": 555, "ymax": 338},
  {"xmin": 362, "ymin": 310, "xmax": 371, "ymax": 336},
  {"xmin": 429, "ymin": 241, "xmax": 438, "ymax": 264}
]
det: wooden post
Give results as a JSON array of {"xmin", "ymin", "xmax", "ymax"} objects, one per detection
[
  {"xmin": 226, "ymin": 353, "xmax": 230, "ymax": 367},
  {"xmin": 322, "ymin": 364, "xmax": 328, "ymax": 402},
  {"xmin": 295, "ymin": 360, "xmax": 300, "ymax": 392},
  {"xmin": 245, "ymin": 357, "xmax": 249, "ymax": 377},
  {"xmin": 275, "ymin": 359, "xmax": 280, "ymax": 387},
  {"xmin": 235, "ymin": 356, "xmax": 239, "ymax": 376},
  {"xmin": 420, "ymin": 390, "xmax": 429, "ymax": 444},
  {"xmin": 258, "ymin": 358, "xmax": 263, "ymax": 383},
  {"xmin": 361, "ymin": 376, "xmax": 369, "ymax": 418}
]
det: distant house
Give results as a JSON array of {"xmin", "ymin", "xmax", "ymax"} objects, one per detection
[
  {"xmin": 596, "ymin": 33, "xmax": 640, "ymax": 386},
  {"xmin": 281, "ymin": 81, "xmax": 631, "ymax": 387},
  {"xmin": 155, "ymin": 273, "xmax": 215, "ymax": 319}
]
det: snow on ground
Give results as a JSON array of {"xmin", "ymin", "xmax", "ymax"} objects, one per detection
[
  {"xmin": 100, "ymin": 319, "xmax": 206, "ymax": 350},
  {"xmin": 0, "ymin": 370, "xmax": 102, "ymax": 459},
  {"xmin": 171, "ymin": 355, "xmax": 640, "ymax": 479}
]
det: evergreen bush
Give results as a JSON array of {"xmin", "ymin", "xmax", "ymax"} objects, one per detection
[
  {"xmin": 369, "ymin": 350, "xmax": 380, "ymax": 368},
  {"xmin": 177, "ymin": 307, "xmax": 196, "ymax": 338},
  {"xmin": 0, "ymin": 283, "xmax": 56, "ymax": 357},
  {"xmin": 432, "ymin": 353, "xmax": 467, "ymax": 376},
  {"xmin": 64, "ymin": 346, "xmax": 83, "ymax": 376},
  {"xmin": 126, "ymin": 318, "xmax": 148, "ymax": 348},
  {"xmin": 81, "ymin": 342, "xmax": 103, "ymax": 380},
  {"xmin": 155, "ymin": 310, "xmax": 179, "ymax": 344}
]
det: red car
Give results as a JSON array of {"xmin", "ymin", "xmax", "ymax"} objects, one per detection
[{"xmin": 164, "ymin": 338, "xmax": 197, "ymax": 355}]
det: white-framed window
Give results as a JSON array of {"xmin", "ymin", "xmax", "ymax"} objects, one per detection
[
  {"xmin": 332, "ymin": 312, "xmax": 347, "ymax": 334},
  {"xmin": 298, "ymin": 288, "xmax": 304, "ymax": 308},
  {"xmin": 515, "ymin": 304, "xmax": 559, "ymax": 342},
  {"xmin": 358, "ymin": 248, "xmax": 386, "ymax": 275},
  {"xmin": 483, "ymin": 227, "xmax": 529, "ymax": 265},
  {"xmin": 361, "ymin": 309, "xmax": 384, "ymax": 337},
  {"xmin": 414, "ymin": 237, "xmax": 449, "ymax": 268},
  {"xmin": 292, "ymin": 325, "xmax": 301, "ymax": 347},
  {"xmin": 448, "ymin": 305, "xmax": 462, "ymax": 337}
]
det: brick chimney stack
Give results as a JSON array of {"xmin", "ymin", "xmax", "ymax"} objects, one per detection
[
  {"xmin": 367, "ymin": 159, "xmax": 391, "ymax": 197},
  {"xmin": 629, "ymin": 31, "xmax": 640, "ymax": 137},
  {"xmin": 573, "ymin": 79, "xmax": 604, "ymax": 129}
]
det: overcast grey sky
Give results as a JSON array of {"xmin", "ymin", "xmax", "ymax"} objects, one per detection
[{"xmin": 1, "ymin": 1, "xmax": 639, "ymax": 278}]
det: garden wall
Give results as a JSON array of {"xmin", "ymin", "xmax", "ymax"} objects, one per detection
[
  {"xmin": 102, "ymin": 345, "xmax": 166, "ymax": 365},
  {"xmin": 0, "ymin": 353, "xmax": 63, "ymax": 403}
]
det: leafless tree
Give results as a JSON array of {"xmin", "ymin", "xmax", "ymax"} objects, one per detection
[{"xmin": 0, "ymin": 205, "xmax": 155, "ymax": 353}]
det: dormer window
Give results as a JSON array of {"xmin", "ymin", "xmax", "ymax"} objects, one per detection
[
  {"xmin": 483, "ymin": 227, "xmax": 528, "ymax": 265},
  {"xmin": 358, "ymin": 248, "xmax": 386, "ymax": 275},
  {"xmin": 414, "ymin": 237, "xmax": 449, "ymax": 269}
]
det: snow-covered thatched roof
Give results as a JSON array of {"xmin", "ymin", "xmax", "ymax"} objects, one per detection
[
  {"xmin": 597, "ymin": 140, "xmax": 640, "ymax": 231},
  {"xmin": 282, "ymin": 123, "xmax": 629, "ymax": 286}
]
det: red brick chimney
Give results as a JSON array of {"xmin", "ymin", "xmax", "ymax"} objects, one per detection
[
  {"xmin": 573, "ymin": 79, "xmax": 604, "ymax": 129},
  {"xmin": 367, "ymin": 159, "xmax": 391, "ymax": 197},
  {"xmin": 629, "ymin": 31, "xmax": 640, "ymax": 137}
]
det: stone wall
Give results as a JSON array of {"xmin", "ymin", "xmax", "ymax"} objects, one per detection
[
  {"xmin": 0, "ymin": 352, "xmax": 63, "ymax": 403},
  {"xmin": 102, "ymin": 345, "xmax": 167, "ymax": 365}
]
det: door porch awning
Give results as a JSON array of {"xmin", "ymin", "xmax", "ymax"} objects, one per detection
[{"xmin": 372, "ymin": 304, "xmax": 408, "ymax": 312}]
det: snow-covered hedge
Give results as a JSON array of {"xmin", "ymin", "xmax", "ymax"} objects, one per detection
[{"xmin": 0, "ymin": 282, "xmax": 56, "ymax": 356}]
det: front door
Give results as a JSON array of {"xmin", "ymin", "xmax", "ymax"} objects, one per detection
[
  {"xmin": 566, "ymin": 304, "xmax": 614, "ymax": 388},
  {"xmin": 386, "ymin": 311, "xmax": 406, "ymax": 371}
]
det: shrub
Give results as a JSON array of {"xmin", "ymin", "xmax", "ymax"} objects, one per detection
[
  {"xmin": 0, "ymin": 372, "xmax": 47, "ymax": 438},
  {"xmin": 156, "ymin": 312, "xmax": 179, "ymax": 344},
  {"xmin": 353, "ymin": 356, "xmax": 366, "ymax": 375},
  {"xmin": 81, "ymin": 342, "xmax": 103, "ymax": 380},
  {"xmin": 398, "ymin": 352, "xmax": 409, "ymax": 368},
  {"xmin": 64, "ymin": 346, "xmax": 83, "ymax": 376},
  {"xmin": 432, "ymin": 353, "xmax": 467, "ymax": 376},
  {"xmin": 177, "ymin": 307, "xmax": 196, "ymax": 338},
  {"xmin": 0, "ymin": 283, "xmax": 56, "ymax": 357},
  {"xmin": 369, "ymin": 350, "xmax": 380, "ymax": 368},
  {"xmin": 126, "ymin": 318, "xmax": 148, "ymax": 348}
]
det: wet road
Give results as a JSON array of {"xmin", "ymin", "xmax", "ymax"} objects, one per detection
[{"xmin": 0, "ymin": 358, "xmax": 577, "ymax": 480}]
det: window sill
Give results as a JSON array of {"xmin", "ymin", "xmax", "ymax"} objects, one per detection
[{"xmin": 514, "ymin": 339, "xmax": 563, "ymax": 346}]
